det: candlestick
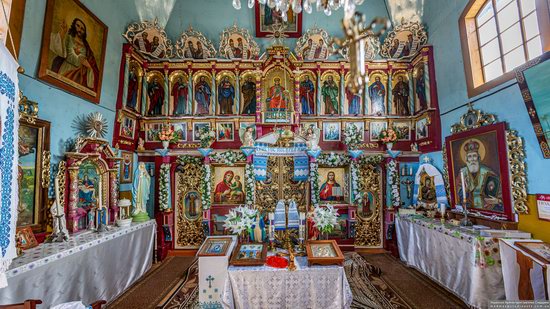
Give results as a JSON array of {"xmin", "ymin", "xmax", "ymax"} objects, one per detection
[{"xmin": 460, "ymin": 170, "xmax": 466, "ymax": 200}]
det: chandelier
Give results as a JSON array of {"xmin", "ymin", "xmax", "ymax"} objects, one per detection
[{"xmin": 232, "ymin": 0, "xmax": 366, "ymax": 20}]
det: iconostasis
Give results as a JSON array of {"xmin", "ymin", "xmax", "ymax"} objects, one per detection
[{"xmin": 111, "ymin": 19, "xmax": 443, "ymax": 255}]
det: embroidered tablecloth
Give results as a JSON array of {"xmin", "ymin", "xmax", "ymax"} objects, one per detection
[
  {"xmin": 396, "ymin": 214, "xmax": 505, "ymax": 308},
  {"xmin": 0, "ymin": 220, "xmax": 156, "ymax": 307},
  {"xmin": 221, "ymin": 256, "xmax": 352, "ymax": 309}
]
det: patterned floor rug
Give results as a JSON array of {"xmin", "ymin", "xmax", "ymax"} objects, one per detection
[{"xmin": 157, "ymin": 252, "xmax": 411, "ymax": 309}]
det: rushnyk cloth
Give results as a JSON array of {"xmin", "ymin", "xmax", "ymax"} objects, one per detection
[{"xmin": 0, "ymin": 43, "xmax": 20, "ymax": 288}]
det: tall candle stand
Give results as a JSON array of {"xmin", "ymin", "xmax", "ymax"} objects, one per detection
[{"xmin": 460, "ymin": 197, "xmax": 473, "ymax": 226}]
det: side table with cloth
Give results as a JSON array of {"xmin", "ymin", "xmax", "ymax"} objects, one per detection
[
  {"xmin": 396, "ymin": 214, "xmax": 504, "ymax": 308},
  {"xmin": 221, "ymin": 255, "xmax": 352, "ymax": 309},
  {"xmin": 499, "ymin": 239, "xmax": 549, "ymax": 300},
  {"xmin": 0, "ymin": 220, "xmax": 156, "ymax": 307}
]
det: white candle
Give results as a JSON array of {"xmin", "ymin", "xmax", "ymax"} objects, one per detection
[
  {"xmin": 401, "ymin": 167, "xmax": 405, "ymax": 175},
  {"xmin": 409, "ymin": 167, "xmax": 413, "ymax": 175},
  {"xmin": 460, "ymin": 170, "xmax": 466, "ymax": 201}
]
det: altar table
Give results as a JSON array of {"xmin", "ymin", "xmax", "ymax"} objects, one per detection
[
  {"xmin": 396, "ymin": 214, "xmax": 505, "ymax": 308},
  {"xmin": 221, "ymin": 255, "xmax": 352, "ymax": 309},
  {"xmin": 499, "ymin": 239, "xmax": 549, "ymax": 300},
  {"xmin": 0, "ymin": 220, "xmax": 156, "ymax": 307}
]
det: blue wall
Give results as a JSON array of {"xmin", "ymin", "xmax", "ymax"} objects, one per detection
[{"xmin": 422, "ymin": 0, "xmax": 550, "ymax": 194}]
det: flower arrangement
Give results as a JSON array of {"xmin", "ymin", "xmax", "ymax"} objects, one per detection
[
  {"xmin": 387, "ymin": 160, "xmax": 401, "ymax": 208},
  {"xmin": 311, "ymin": 205, "xmax": 339, "ymax": 235},
  {"xmin": 210, "ymin": 150, "xmax": 246, "ymax": 166},
  {"xmin": 223, "ymin": 206, "xmax": 258, "ymax": 235},
  {"xmin": 158, "ymin": 126, "xmax": 177, "ymax": 143},
  {"xmin": 378, "ymin": 127, "xmax": 400, "ymax": 144},
  {"xmin": 350, "ymin": 161, "xmax": 360, "ymax": 204},
  {"xmin": 343, "ymin": 124, "xmax": 362, "ymax": 150},
  {"xmin": 159, "ymin": 164, "xmax": 171, "ymax": 211},
  {"xmin": 198, "ymin": 126, "xmax": 216, "ymax": 148}
]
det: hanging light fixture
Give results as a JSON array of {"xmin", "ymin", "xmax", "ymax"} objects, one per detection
[{"xmin": 233, "ymin": 0, "xmax": 366, "ymax": 19}]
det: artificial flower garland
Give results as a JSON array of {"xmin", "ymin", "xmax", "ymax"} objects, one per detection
[
  {"xmin": 210, "ymin": 150, "xmax": 246, "ymax": 166},
  {"xmin": 309, "ymin": 161, "xmax": 320, "ymax": 208},
  {"xmin": 177, "ymin": 155, "xmax": 212, "ymax": 209},
  {"xmin": 159, "ymin": 163, "xmax": 171, "ymax": 211},
  {"xmin": 387, "ymin": 159, "xmax": 401, "ymax": 208},
  {"xmin": 245, "ymin": 163, "xmax": 255, "ymax": 207},
  {"xmin": 317, "ymin": 152, "xmax": 350, "ymax": 167}
]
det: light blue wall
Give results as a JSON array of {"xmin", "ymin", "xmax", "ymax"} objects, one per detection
[{"xmin": 422, "ymin": 0, "xmax": 550, "ymax": 194}]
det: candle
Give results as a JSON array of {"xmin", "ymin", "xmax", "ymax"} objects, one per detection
[
  {"xmin": 409, "ymin": 167, "xmax": 413, "ymax": 175},
  {"xmin": 401, "ymin": 167, "xmax": 405, "ymax": 176},
  {"xmin": 460, "ymin": 170, "xmax": 466, "ymax": 201}
]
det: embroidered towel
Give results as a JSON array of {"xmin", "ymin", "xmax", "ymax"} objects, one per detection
[{"xmin": 0, "ymin": 43, "xmax": 20, "ymax": 288}]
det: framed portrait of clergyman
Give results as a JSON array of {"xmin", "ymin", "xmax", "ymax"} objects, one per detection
[
  {"xmin": 37, "ymin": 0, "xmax": 108, "ymax": 104},
  {"xmin": 445, "ymin": 122, "xmax": 514, "ymax": 221}
]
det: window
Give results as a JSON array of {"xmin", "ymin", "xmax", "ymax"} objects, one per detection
[{"xmin": 460, "ymin": 0, "xmax": 550, "ymax": 97}]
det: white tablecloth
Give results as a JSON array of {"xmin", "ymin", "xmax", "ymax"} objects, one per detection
[
  {"xmin": 396, "ymin": 215, "xmax": 504, "ymax": 308},
  {"xmin": 221, "ymin": 256, "xmax": 352, "ymax": 309},
  {"xmin": 500, "ymin": 239, "xmax": 549, "ymax": 300},
  {"xmin": 0, "ymin": 220, "xmax": 156, "ymax": 307}
]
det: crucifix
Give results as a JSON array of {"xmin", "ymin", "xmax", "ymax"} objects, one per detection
[
  {"xmin": 206, "ymin": 275, "xmax": 214, "ymax": 289},
  {"xmin": 401, "ymin": 178, "xmax": 414, "ymax": 200}
]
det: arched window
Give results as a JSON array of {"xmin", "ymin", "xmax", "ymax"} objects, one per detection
[{"xmin": 460, "ymin": 0, "xmax": 550, "ymax": 97}]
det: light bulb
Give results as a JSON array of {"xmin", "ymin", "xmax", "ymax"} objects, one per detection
[
  {"xmin": 292, "ymin": 0, "xmax": 303, "ymax": 13},
  {"xmin": 248, "ymin": 0, "xmax": 255, "ymax": 8},
  {"xmin": 233, "ymin": 0, "xmax": 242, "ymax": 10},
  {"xmin": 304, "ymin": 0, "xmax": 312, "ymax": 13}
]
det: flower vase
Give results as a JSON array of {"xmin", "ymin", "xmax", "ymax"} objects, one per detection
[
  {"xmin": 386, "ymin": 142, "xmax": 394, "ymax": 151},
  {"xmin": 239, "ymin": 230, "xmax": 250, "ymax": 243},
  {"xmin": 162, "ymin": 141, "xmax": 169, "ymax": 150}
]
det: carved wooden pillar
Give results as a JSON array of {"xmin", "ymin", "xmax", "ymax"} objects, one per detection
[
  {"xmin": 121, "ymin": 53, "xmax": 131, "ymax": 107},
  {"xmin": 255, "ymin": 70, "xmax": 262, "ymax": 123},
  {"xmin": 109, "ymin": 167, "xmax": 119, "ymax": 222},
  {"xmin": 293, "ymin": 70, "xmax": 300, "ymax": 124}
]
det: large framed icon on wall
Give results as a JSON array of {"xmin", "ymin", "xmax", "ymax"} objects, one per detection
[
  {"xmin": 255, "ymin": 2, "xmax": 302, "ymax": 38},
  {"xmin": 37, "ymin": 0, "xmax": 108, "ymax": 104},
  {"xmin": 515, "ymin": 51, "xmax": 550, "ymax": 159}
]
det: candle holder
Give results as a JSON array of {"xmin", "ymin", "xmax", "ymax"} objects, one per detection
[{"xmin": 460, "ymin": 197, "xmax": 473, "ymax": 226}]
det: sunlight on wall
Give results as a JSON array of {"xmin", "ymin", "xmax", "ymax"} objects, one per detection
[
  {"xmin": 386, "ymin": 0, "xmax": 424, "ymax": 23},
  {"xmin": 134, "ymin": 0, "xmax": 176, "ymax": 27}
]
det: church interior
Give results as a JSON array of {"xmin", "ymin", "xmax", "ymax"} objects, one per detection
[{"xmin": 1, "ymin": 0, "xmax": 550, "ymax": 308}]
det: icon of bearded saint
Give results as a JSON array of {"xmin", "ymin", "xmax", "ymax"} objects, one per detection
[
  {"xmin": 49, "ymin": 18, "xmax": 99, "ymax": 91},
  {"xmin": 455, "ymin": 139, "xmax": 502, "ymax": 211}
]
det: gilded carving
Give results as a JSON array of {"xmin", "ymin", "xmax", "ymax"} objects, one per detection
[
  {"xmin": 354, "ymin": 163, "xmax": 383, "ymax": 247},
  {"xmin": 506, "ymin": 130, "xmax": 528, "ymax": 214},
  {"xmin": 41, "ymin": 150, "xmax": 51, "ymax": 189},
  {"xmin": 450, "ymin": 104, "xmax": 496, "ymax": 134},
  {"xmin": 175, "ymin": 162, "xmax": 205, "ymax": 248}
]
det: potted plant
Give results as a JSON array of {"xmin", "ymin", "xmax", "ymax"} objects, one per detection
[
  {"xmin": 158, "ymin": 126, "xmax": 176, "ymax": 150},
  {"xmin": 378, "ymin": 127, "xmax": 399, "ymax": 151},
  {"xmin": 311, "ymin": 205, "xmax": 339, "ymax": 240},
  {"xmin": 198, "ymin": 126, "xmax": 216, "ymax": 157}
]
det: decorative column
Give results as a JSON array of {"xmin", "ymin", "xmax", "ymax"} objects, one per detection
[
  {"xmin": 121, "ymin": 54, "xmax": 130, "ymax": 107},
  {"xmin": 408, "ymin": 67, "xmax": 414, "ymax": 115},
  {"xmin": 109, "ymin": 165, "xmax": 120, "ymax": 223},
  {"xmin": 387, "ymin": 71, "xmax": 393, "ymax": 115},
  {"xmin": 187, "ymin": 69, "xmax": 193, "ymax": 114},
  {"xmin": 340, "ymin": 69, "xmax": 345, "ymax": 115},
  {"xmin": 307, "ymin": 149, "xmax": 321, "ymax": 208},
  {"xmin": 67, "ymin": 165, "xmax": 80, "ymax": 233},
  {"xmin": 316, "ymin": 70, "xmax": 322, "ymax": 115},
  {"xmin": 293, "ymin": 70, "xmax": 300, "ymax": 124},
  {"xmin": 423, "ymin": 58, "xmax": 431, "ymax": 108},
  {"xmin": 141, "ymin": 67, "xmax": 148, "ymax": 115},
  {"xmin": 164, "ymin": 66, "xmax": 170, "ymax": 115},
  {"xmin": 235, "ymin": 69, "xmax": 241, "ymax": 115},
  {"xmin": 211, "ymin": 70, "xmax": 217, "ymax": 115},
  {"xmin": 255, "ymin": 69, "xmax": 262, "ymax": 123}
]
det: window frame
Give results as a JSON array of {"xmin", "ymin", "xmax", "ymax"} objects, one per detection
[{"xmin": 459, "ymin": 0, "xmax": 550, "ymax": 98}]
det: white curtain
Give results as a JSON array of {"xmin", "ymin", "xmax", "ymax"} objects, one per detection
[{"xmin": 0, "ymin": 42, "xmax": 19, "ymax": 288}]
